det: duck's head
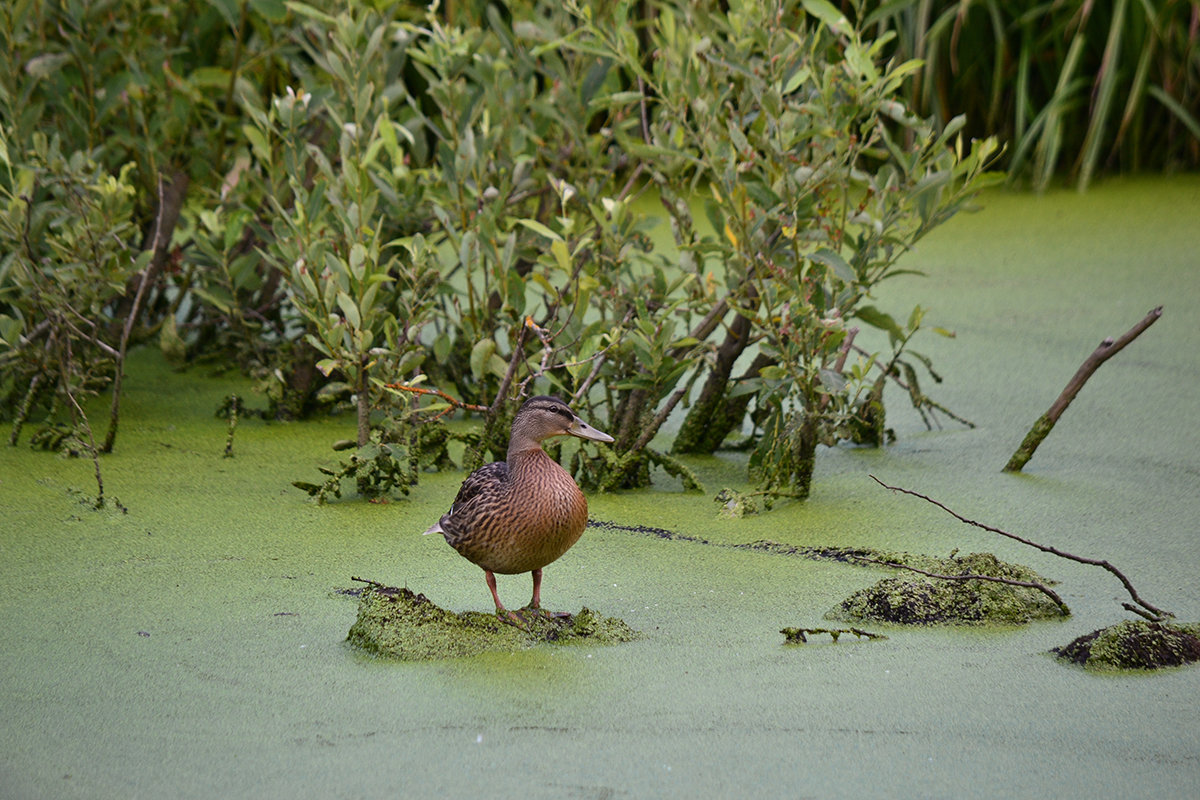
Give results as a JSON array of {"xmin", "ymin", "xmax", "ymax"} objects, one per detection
[{"xmin": 510, "ymin": 395, "xmax": 614, "ymax": 451}]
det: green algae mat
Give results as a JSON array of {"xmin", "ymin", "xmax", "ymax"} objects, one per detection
[
  {"xmin": 2, "ymin": 177, "xmax": 1200, "ymax": 798},
  {"xmin": 346, "ymin": 583, "xmax": 640, "ymax": 659}
]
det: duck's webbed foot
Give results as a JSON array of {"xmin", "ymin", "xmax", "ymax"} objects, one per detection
[
  {"xmin": 485, "ymin": 569, "xmax": 534, "ymax": 627},
  {"xmin": 485, "ymin": 569, "xmax": 570, "ymax": 628}
]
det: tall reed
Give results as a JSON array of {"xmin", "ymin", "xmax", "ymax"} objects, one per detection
[{"xmin": 856, "ymin": 0, "xmax": 1199, "ymax": 190}]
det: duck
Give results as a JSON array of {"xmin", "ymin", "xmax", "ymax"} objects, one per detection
[{"xmin": 423, "ymin": 395, "xmax": 613, "ymax": 623}]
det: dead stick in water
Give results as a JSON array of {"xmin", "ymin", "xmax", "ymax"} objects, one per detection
[
  {"xmin": 869, "ymin": 475, "xmax": 1173, "ymax": 621},
  {"xmin": 1004, "ymin": 306, "xmax": 1163, "ymax": 472}
]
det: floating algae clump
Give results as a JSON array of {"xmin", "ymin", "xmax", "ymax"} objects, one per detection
[
  {"xmin": 828, "ymin": 552, "xmax": 1066, "ymax": 626},
  {"xmin": 1054, "ymin": 620, "xmax": 1200, "ymax": 670},
  {"xmin": 346, "ymin": 585, "xmax": 640, "ymax": 660}
]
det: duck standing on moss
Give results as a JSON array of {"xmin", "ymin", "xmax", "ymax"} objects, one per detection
[{"xmin": 424, "ymin": 396, "xmax": 613, "ymax": 623}]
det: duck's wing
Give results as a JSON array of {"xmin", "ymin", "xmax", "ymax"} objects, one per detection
[
  {"xmin": 449, "ymin": 461, "xmax": 508, "ymax": 512},
  {"xmin": 422, "ymin": 461, "xmax": 508, "ymax": 536}
]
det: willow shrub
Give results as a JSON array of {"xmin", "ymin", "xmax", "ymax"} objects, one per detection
[
  {"xmin": 328, "ymin": 0, "xmax": 1001, "ymax": 499},
  {"xmin": 1, "ymin": 0, "xmax": 1001, "ymax": 507},
  {"xmin": 561, "ymin": 0, "xmax": 1001, "ymax": 499},
  {"xmin": 0, "ymin": 133, "xmax": 149, "ymax": 450}
]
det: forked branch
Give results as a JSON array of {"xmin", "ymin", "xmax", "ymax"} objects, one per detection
[{"xmin": 869, "ymin": 475, "xmax": 1172, "ymax": 621}]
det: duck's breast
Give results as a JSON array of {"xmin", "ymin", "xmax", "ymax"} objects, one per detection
[{"xmin": 456, "ymin": 448, "xmax": 588, "ymax": 575}]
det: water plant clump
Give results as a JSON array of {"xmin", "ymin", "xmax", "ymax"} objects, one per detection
[
  {"xmin": 1053, "ymin": 621, "xmax": 1200, "ymax": 671},
  {"xmin": 346, "ymin": 585, "xmax": 639, "ymax": 661},
  {"xmin": 829, "ymin": 552, "xmax": 1066, "ymax": 626}
]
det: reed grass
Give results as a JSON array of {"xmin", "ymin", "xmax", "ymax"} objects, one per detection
[{"xmin": 853, "ymin": 0, "xmax": 1200, "ymax": 190}]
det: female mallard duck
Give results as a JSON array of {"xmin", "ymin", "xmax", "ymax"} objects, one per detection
[{"xmin": 424, "ymin": 395, "xmax": 613, "ymax": 622}]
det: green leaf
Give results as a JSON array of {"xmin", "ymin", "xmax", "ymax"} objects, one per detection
[
  {"xmin": 336, "ymin": 292, "xmax": 361, "ymax": 330},
  {"xmin": 284, "ymin": 1, "xmax": 337, "ymax": 25},
  {"xmin": 810, "ymin": 249, "xmax": 855, "ymax": 284},
  {"xmin": 242, "ymin": 124, "xmax": 271, "ymax": 162},
  {"xmin": 516, "ymin": 218, "xmax": 563, "ymax": 243},
  {"xmin": 249, "ymin": 0, "xmax": 288, "ymax": 22},
  {"xmin": 580, "ymin": 58, "xmax": 612, "ymax": 107},
  {"xmin": 487, "ymin": 352, "xmax": 508, "ymax": 380},
  {"xmin": 550, "ymin": 239, "xmax": 571, "ymax": 272},
  {"xmin": 854, "ymin": 306, "xmax": 902, "ymax": 340},
  {"xmin": 1147, "ymin": 86, "xmax": 1200, "ymax": 144},
  {"xmin": 906, "ymin": 305, "xmax": 926, "ymax": 332},
  {"xmin": 433, "ymin": 333, "xmax": 451, "ymax": 363},
  {"xmin": 205, "ymin": 0, "xmax": 240, "ymax": 28},
  {"xmin": 188, "ymin": 67, "xmax": 232, "ymax": 90},
  {"xmin": 469, "ymin": 339, "xmax": 497, "ymax": 380},
  {"xmin": 802, "ymin": 0, "xmax": 851, "ymax": 36},
  {"xmin": 348, "ymin": 243, "xmax": 367, "ymax": 282},
  {"xmin": 703, "ymin": 199, "xmax": 725, "ymax": 238},
  {"xmin": 781, "ymin": 65, "xmax": 811, "ymax": 96}
]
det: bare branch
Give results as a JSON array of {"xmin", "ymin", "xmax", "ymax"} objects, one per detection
[
  {"xmin": 105, "ymin": 169, "xmax": 189, "ymax": 453},
  {"xmin": 382, "ymin": 383, "xmax": 489, "ymax": 413},
  {"xmin": 1004, "ymin": 306, "xmax": 1163, "ymax": 471},
  {"xmin": 869, "ymin": 474, "xmax": 1173, "ymax": 621}
]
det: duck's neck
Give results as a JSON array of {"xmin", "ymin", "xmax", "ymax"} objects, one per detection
[{"xmin": 507, "ymin": 440, "xmax": 549, "ymax": 466}]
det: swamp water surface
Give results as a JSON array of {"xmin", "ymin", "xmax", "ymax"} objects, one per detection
[{"xmin": 2, "ymin": 176, "xmax": 1199, "ymax": 798}]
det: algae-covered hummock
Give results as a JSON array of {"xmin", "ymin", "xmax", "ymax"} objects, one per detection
[
  {"xmin": 1054, "ymin": 620, "xmax": 1200, "ymax": 670},
  {"xmin": 346, "ymin": 585, "xmax": 640, "ymax": 660},
  {"xmin": 828, "ymin": 552, "xmax": 1067, "ymax": 625}
]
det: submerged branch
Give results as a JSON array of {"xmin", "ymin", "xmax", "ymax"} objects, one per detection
[{"xmin": 780, "ymin": 626, "xmax": 887, "ymax": 644}]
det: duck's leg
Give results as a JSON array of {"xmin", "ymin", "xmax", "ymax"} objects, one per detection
[
  {"xmin": 526, "ymin": 569, "xmax": 568, "ymax": 619},
  {"xmin": 485, "ymin": 569, "xmax": 523, "ymax": 626},
  {"xmin": 484, "ymin": 569, "xmax": 507, "ymax": 613},
  {"xmin": 530, "ymin": 568, "xmax": 543, "ymax": 609}
]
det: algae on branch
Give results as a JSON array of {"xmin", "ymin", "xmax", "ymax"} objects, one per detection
[
  {"xmin": 346, "ymin": 585, "xmax": 639, "ymax": 661},
  {"xmin": 828, "ymin": 552, "xmax": 1067, "ymax": 626}
]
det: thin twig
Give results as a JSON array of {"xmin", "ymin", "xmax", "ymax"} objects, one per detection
[
  {"xmin": 350, "ymin": 576, "xmax": 388, "ymax": 589},
  {"xmin": 636, "ymin": 76, "xmax": 652, "ymax": 145},
  {"xmin": 851, "ymin": 343, "xmax": 975, "ymax": 429},
  {"xmin": 104, "ymin": 169, "xmax": 189, "ymax": 453},
  {"xmin": 869, "ymin": 474, "xmax": 1173, "ymax": 620},
  {"xmin": 629, "ymin": 362, "xmax": 706, "ymax": 454},
  {"xmin": 381, "ymin": 383, "xmax": 489, "ymax": 413},
  {"xmin": 61, "ymin": 337, "xmax": 105, "ymax": 509}
]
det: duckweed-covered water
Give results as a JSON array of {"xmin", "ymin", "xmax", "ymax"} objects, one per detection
[{"xmin": 2, "ymin": 177, "xmax": 1199, "ymax": 798}]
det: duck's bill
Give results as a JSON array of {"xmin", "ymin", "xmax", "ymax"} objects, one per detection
[{"xmin": 568, "ymin": 419, "xmax": 614, "ymax": 443}]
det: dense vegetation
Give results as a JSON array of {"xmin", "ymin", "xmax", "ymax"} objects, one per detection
[{"xmin": 0, "ymin": 1, "xmax": 1193, "ymax": 506}]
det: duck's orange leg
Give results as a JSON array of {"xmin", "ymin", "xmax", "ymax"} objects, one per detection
[
  {"xmin": 485, "ymin": 569, "xmax": 522, "ymax": 625},
  {"xmin": 530, "ymin": 568, "xmax": 543, "ymax": 609}
]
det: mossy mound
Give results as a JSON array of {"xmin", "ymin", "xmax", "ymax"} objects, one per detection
[
  {"xmin": 1053, "ymin": 620, "xmax": 1200, "ymax": 670},
  {"xmin": 828, "ymin": 552, "xmax": 1067, "ymax": 626},
  {"xmin": 346, "ymin": 585, "xmax": 640, "ymax": 660}
]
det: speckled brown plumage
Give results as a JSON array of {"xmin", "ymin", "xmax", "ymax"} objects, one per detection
[{"xmin": 424, "ymin": 396, "xmax": 613, "ymax": 621}]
